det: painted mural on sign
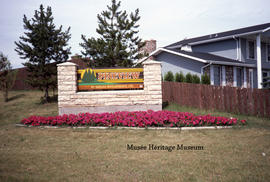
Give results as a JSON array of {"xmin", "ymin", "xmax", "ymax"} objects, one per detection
[{"xmin": 77, "ymin": 68, "xmax": 144, "ymax": 91}]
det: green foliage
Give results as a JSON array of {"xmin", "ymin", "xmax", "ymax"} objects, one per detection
[
  {"xmin": 201, "ymin": 74, "xmax": 210, "ymax": 84},
  {"xmin": 175, "ymin": 72, "xmax": 186, "ymax": 82},
  {"xmin": 177, "ymin": 72, "xmax": 185, "ymax": 82},
  {"xmin": 185, "ymin": 73, "xmax": 192, "ymax": 83},
  {"xmin": 80, "ymin": 0, "xmax": 146, "ymax": 68},
  {"xmin": 192, "ymin": 74, "xmax": 200, "ymax": 84},
  {"xmin": 0, "ymin": 52, "xmax": 17, "ymax": 102},
  {"xmin": 175, "ymin": 73, "xmax": 180, "ymax": 82},
  {"xmin": 82, "ymin": 70, "xmax": 98, "ymax": 83},
  {"xmin": 164, "ymin": 71, "xmax": 174, "ymax": 82},
  {"xmin": 15, "ymin": 4, "xmax": 71, "ymax": 102}
]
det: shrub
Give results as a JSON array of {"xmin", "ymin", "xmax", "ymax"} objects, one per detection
[
  {"xmin": 192, "ymin": 74, "xmax": 200, "ymax": 84},
  {"xmin": 179, "ymin": 72, "xmax": 185, "ymax": 82},
  {"xmin": 164, "ymin": 71, "xmax": 174, "ymax": 81},
  {"xmin": 175, "ymin": 73, "xmax": 180, "ymax": 82},
  {"xmin": 185, "ymin": 73, "xmax": 192, "ymax": 83},
  {"xmin": 201, "ymin": 74, "xmax": 210, "ymax": 84}
]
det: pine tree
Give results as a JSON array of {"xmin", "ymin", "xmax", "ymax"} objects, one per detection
[
  {"xmin": 192, "ymin": 74, "xmax": 200, "ymax": 84},
  {"xmin": 164, "ymin": 71, "xmax": 174, "ymax": 82},
  {"xmin": 201, "ymin": 74, "xmax": 210, "ymax": 84},
  {"xmin": 15, "ymin": 4, "xmax": 71, "ymax": 102},
  {"xmin": 185, "ymin": 73, "xmax": 193, "ymax": 83},
  {"xmin": 80, "ymin": 0, "xmax": 145, "ymax": 68}
]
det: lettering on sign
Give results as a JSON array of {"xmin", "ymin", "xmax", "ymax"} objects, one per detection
[{"xmin": 77, "ymin": 68, "xmax": 144, "ymax": 91}]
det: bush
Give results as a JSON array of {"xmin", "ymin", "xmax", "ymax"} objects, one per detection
[
  {"xmin": 201, "ymin": 74, "xmax": 210, "ymax": 84},
  {"xmin": 179, "ymin": 72, "xmax": 185, "ymax": 82},
  {"xmin": 192, "ymin": 74, "xmax": 200, "ymax": 84},
  {"xmin": 175, "ymin": 72, "xmax": 185, "ymax": 82},
  {"xmin": 185, "ymin": 73, "xmax": 192, "ymax": 83},
  {"xmin": 164, "ymin": 71, "xmax": 174, "ymax": 81},
  {"xmin": 175, "ymin": 73, "xmax": 180, "ymax": 82}
]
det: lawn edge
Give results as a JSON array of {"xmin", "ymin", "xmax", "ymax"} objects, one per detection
[{"xmin": 15, "ymin": 124, "xmax": 237, "ymax": 130}]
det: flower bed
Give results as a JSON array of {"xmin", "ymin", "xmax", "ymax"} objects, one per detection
[{"xmin": 20, "ymin": 110, "xmax": 247, "ymax": 127}]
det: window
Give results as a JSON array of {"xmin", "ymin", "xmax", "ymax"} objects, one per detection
[
  {"xmin": 247, "ymin": 40, "xmax": 255, "ymax": 60},
  {"xmin": 262, "ymin": 71, "xmax": 270, "ymax": 88},
  {"xmin": 249, "ymin": 69, "xmax": 253, "ymax": 88},
  {"xmin": 267, "ymin": 44, "xmax": 270, "ymax": 62},
  {"xmin": 236, "ymin": 68, "xmax": 243, "ymax": 87},
  {"xmin": 213, "ymin": 66, "xmax": 221, "ymax": 86}
]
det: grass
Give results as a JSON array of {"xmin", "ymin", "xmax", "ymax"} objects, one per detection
[
  {"xmin": 0, "ymin": 90, "xmax": 270, "ymax": 182},
  {"xmin": 0, "ymin": 90, "xmax": 58, "ymax": 127}
]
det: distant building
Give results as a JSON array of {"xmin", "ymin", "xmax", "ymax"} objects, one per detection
[
  {"xmin": 141, "ymin": 23, "xmax": 270, "ymax": 89},
  {"xmin": 11, "ymin": 55, "xmax": 88, "ymax": 90}
]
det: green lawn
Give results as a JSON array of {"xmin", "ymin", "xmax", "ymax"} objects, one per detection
[{"xmin": 0, "ymin": 90, "xmax": 270, "ymax": 182}]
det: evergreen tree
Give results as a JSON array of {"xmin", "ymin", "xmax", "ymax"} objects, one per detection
[
  {"xmin": 192, "ymin": 74, "xmax": 200, "ymax": 84},
  {"xmin": 15, "ymin": 4, "xmax": 71, "ymax": 102},
  {"xmin": 0, "ymin": 52, "xmax": 17, "ymax": 102},
  {"xmin": 164, "ymin": 71, "xmax": 174, "ymax": 82},
  {"xmin": 80, "ymin": 0, "xmax": 145, "ymax": 68},
  {"xmin": 201, "ymin": 73, "xmax": 210, "ymax": 84},
  {"xmin": 185, "ymin": 73, "xmax": 193, "ymax": 83},
  {"xmin": 175, "ymin": 72, "xmax": 181, "ymax": 82},
  {"xmin": 179, "ymin": 72, "xmax": 185, "ymax": 82}
]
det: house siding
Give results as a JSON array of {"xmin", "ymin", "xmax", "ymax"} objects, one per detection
[
  {"xmin": 192, "ymin": 39, "xmax": 237, "ymax": 60},
  {"xmin": 240, "ymin": 37, "xmax": 270, "ymax": 69},
  {"xmin": 154, "ymin": 52, "xmax": 204, "ymax": 77}
]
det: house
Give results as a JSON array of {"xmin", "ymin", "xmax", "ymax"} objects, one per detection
[
  {"xmin": 11, "ymin": 55, "xmax": 88, "ymax": 90},
  {"xmin": 142, "ymin": 23, "xmax": 270, "ymax": 89}
]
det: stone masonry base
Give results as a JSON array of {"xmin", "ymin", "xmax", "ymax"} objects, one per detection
[{"xmin": 59, "ymin": 104, "xmax": 162, "ymax": 115}]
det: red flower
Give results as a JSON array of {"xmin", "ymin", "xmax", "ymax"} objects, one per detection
[{"xmin": 20, "ymin": 110, "xmax": 246, "ymax": 128}]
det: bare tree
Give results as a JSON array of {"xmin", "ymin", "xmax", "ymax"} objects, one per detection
[{"xmin": 0, "ymin": 52, "xmax": 17, "ymax": 102}]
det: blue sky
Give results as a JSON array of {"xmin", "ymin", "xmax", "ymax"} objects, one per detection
[{"xmin": 1, "ymin": 0, "xmax": 270, "ymax": 68}]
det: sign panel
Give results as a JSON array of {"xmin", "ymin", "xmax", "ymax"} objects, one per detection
[{"xmin": 77, "ymin": 68, "xmax": 144, "ymax": 91}]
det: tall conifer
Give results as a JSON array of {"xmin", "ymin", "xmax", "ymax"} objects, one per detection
[
  {"xmin": 80, "ymin": 0, "xmax": 146, "ymax": 67},
  {"xmin": 15, "ymin": 4, "xmax": 71, "ymax": 102}
]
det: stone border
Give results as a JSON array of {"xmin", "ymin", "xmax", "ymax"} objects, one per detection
[{"xmin": 15, "ymin": 124, "xmax": 235, "ymax": 130}]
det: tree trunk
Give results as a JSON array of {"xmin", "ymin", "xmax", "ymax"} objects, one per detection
[
  {"xmin": 44, "ymin": 87, "xmax": 49, "ymax": 103},
  {"xmin": 4, "ymin": 82, "xmax": 8, "ymax": 102}
]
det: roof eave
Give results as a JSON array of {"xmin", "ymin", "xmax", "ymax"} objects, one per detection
[
  {"xmin": 153, "ymin": 48, "xmax": 208, "ymax": 63},
  {"xmin": 210, "ymin": 61, "xmax": 255, "ymax": 67},
  {"xmin": 262, "ymin": 26, "xmax": 270, "ymax": 32},
  {"xmin": 138, "ymin": 48, "xmax": 257, "ymax": 68},
  {"xmin": 188, "ymin": 30, "xmax": 263, "ymax": 46}
]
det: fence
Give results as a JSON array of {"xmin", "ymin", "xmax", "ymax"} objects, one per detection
[{"xmin": 162, "ymin": 82, "xmax": 270, "ymax": 118}]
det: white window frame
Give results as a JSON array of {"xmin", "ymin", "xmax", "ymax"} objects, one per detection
[
  {"xmin": 266, "ymin": 44, "xmax": 270, "ymax": 62},
  {"xmin": 246, "ymin": 39, "xmax": 256, "ymax": 60}
]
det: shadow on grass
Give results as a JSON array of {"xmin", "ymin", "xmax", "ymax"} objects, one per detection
[
  {"xmin": 7, "ymin": 94, "xmax": 26, "ymax": 102},
  {"xmin": 36, "ymin": 95, "xmax": 58, "ymax": 105},
  {"xmin": 48, "ymin": 95, "xmax": 58, "ymax": 103}
]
